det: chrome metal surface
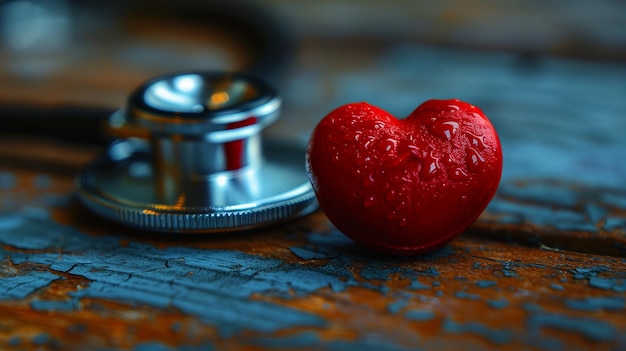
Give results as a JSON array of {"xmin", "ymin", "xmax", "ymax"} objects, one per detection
[{"xmin": 76, "ymin": 71, "xmax": 317, "ymax": 232}]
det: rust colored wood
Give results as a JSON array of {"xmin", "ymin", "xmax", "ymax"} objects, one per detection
[
  {"xmin": 1, "ymin": 3, "xmax": 626, "ymax": 349},
  {"xmin": 1, "ymin": 168, "xmax": 625, "ymax": 351}
]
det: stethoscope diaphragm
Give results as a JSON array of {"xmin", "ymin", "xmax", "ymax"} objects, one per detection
[{"xmin": 76, "ymin": 71, "xmax": 317, "ymax": 232}]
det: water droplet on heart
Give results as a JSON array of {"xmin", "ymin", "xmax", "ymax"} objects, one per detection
[
  {"xmin": 363, "ymin": 195, "xmax": 376, "ymax": 208},
  {"xmin": 437, "ymin": 181, "xmax": 449, "ymax": 192},
  {"xmin": 460, "ymin": 195, "xmax": 469, "ymax": 203},
  {"xmin": 352, "ymin": 168, "xmax": 362, "ymax": 176},
  {"xmin": 407, "ymin": 145, "xmax": 422, "ymax": 158},
  {"xmin": 466, "ymin": 132, "xmax": 486, "ymax": 149},
  {"xmin": 465, "ymin": 148, "xmax": 486, "ymax": 173},
  {"xmin": 362, "ymin": 120, "xmax": 386, "ymax": 131},
  {"xmin": 447, "ymin": 104, "xmax": 460, "ymax": 112},
  {"xmin": 428, "ymin": 120, "xmax": 459, "ymax": 140},
  {"xmin": 331, "ymin": 153, "xmax": 341, "ymax": 164},
  {"xmin": 355, "ymin": 152, "xmax": 372, "ymax": 166},
  {"xmin": 419, "ymin": 153, "xmax": 441, "ymax": 181},
  {"xmin": 362, "ymin": 174, "xmax": 375, "ymax": 188},
  {"xmin": 361, "ymin": 135, "xmax": 376, "ymax": 150},
  {"xmin": 378, "ymin": 138, "xmax": 398, "ymax": 155},
  {"xmin": 447, "ymin": 167, "xmax": 469, "ymax": 180}
]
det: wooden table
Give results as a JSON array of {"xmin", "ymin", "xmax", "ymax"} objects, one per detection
[{"xmin": 1, "ymin": 6, "xmax": 626, "ymax": 350}]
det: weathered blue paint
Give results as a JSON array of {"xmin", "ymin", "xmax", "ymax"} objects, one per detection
[
  {"xmin": 532, "ymin": 337, "xmax": 566, "ymax": 351},
  {"xmin": 604, "ymin": 217, "xmax": 626, "ymax": 232},
  {"xmin": 487, "ymin": 196, "xmax": 598, "ymax": 233},
  {"xmin": 602, "ymin": 193, "xmax": 626, "ymax": 209},
  {"xmin": 0, "ymin": 214, "xmax": 23, "ymax": 231},
  {"xmin": 0, "ymin": 214, "xmax": 328, "ymax": 334},
  {"xmin": 443, "ymin": 319, "xmax": 512, "ymax": 344},
  {"xmin": 403, "ymin": 309, "xmax": 435, "ymax": 322},
  {"xmin": 419, "ymin": 245, "xmax": 455, "ymax": 260},
  {"xmin": 290, "ymin": 246, "xmax": 330, "ymax": 260},
  {"xmin": 454, "ymin": 291, "xmax": 481, "ymax": 301},
  {"xmin": 496, "ymin": 182, "xmax": 580, "ymax": 208},
  {"xmin": 31, "ymin": 333, "xmax": 50, "ymax": 346},
  {"xmin": 407, "ymin": 279, "xmax": 430, "ymax": 290},
  {"xmin": 522, "ymin": 303, "xmax": 542, "ymax": 312},
  {"xmin": 0, "ymin": 270, "xmax": 59, "ymax": 300},
  {"xmin": 249, "ymin": 331, "xmax": 320, "ymax": 349},
  {"xmin": 0, "ymin": 207, "xmax": 454, "ymax": 342},
  {"xmin": 30, "ymin": 299, "xmax": 76, "ymax": 312},
  {"xmin": 387, "ymin": 299, "xmax": 409, "ymax": 315},
  {"xmin": 588, "ymin": 276, "xmax": 626, "ymax": 292},
  {"xmin": 132, "ymin": 342, "xmax": 176, "ymax": 351},
  {"xmin": 360, "ymin": 263, "xmax": 439, "ymax": 283},
  {"xmin": 322, "ymin": 336, "xmax": 420, "ymax": 351},
  {"xmin": 570, "ymin": 265, "xmax": 610, "ymax": 280},
  {"xmin": 527, "ymin": 312, "xmax": 618, "ymax": 342},
  {"xmin": 471, "ymin": 262, "xmax": 481, "ymax": 269},
  {"xmin": 549, "ymin": 283, "xmax": 564, "ymax": 291},
  {"xmin": 6, "ymin": 336, "xmax": 21, "ymax": 347},
  {"xmin": 2, "ymin": 169, "xmax": 626, "ymax": 350},
  {"xmin": 496, "ymin": 268, "xmax": 519, "ymax": 278},
  {"xmin": 565, "ymin": 296, "xmax": 625, "ymax": 312},
  {"xmin": 585, "ymin": 204, "xmax": 608, "ymax": 224},
  {"xmin": 475, "ymin": 280, "xmax": 497, "ymax": 288},
  {"xmin": 487, "ymin": 299, "xmax": 509, "ymax": 309},
  {"xmin": 303, "ymin": 230, "xmax": 359, "ymax": 257}
]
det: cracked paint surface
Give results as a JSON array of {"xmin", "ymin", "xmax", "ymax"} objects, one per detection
[
  {"xmin": 1, "ymin": 172, "xmax": 626, "ymax": 351},
  {"xmin": 1, "ymin": 43, "xmax": 626, "ymax": 350}
]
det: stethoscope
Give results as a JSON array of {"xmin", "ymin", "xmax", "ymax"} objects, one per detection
[
  {"xmin": 75, "ymin": 71, "xmax": 317, "ymax": 232},
  {"xmin": 1, "ymin": 1, "xmax": 317, "ymax": 232}
]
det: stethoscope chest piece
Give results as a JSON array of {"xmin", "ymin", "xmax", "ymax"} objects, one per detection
[{"xmin": 76, "ymin": 72, "xmax": 317, "ymax": 232}]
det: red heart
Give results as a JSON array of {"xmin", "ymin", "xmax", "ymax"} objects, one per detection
[{"xmin": 306, "ymin": 99, "xmax": 502, "ymax": 255}]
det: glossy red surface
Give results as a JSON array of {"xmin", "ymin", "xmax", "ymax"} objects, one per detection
[{"xmin": 306, "ymin": 99, "xmax": 502, "ymax": 255}]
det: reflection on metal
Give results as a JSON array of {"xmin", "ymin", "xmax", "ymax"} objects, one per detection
[{"xmin": 76, "ymin": 71, "xmax": 317, "ymax": 232}]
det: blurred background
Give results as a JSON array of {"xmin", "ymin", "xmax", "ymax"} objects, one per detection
[{"xmin": 1, "ymin": 0, "xmax": 625, "ymax": 185}]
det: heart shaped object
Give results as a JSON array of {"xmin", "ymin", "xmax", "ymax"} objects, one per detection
[{"xmin": 306, "ymin": 99, "xmax": 502, "ymax": 255}]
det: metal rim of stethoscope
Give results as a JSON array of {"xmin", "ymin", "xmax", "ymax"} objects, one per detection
[{"xmin": 75, "ymin": 71, "xmax": 317, "ymax": 233}]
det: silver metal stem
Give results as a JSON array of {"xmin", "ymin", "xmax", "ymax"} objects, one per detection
[{"xmin": 77, "ymin": 71, "xmax": 317, "ymax": 232}]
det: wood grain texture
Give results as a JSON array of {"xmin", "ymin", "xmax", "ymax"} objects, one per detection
[
  {"xmin": 1, "ymin": 170, "xmax": 625, "ymax": 350},
  {"xmin": 1, "ymin": 2, "xmax": 626, "ymax": 350}
]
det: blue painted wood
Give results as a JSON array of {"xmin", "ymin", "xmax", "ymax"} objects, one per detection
[
  {"xmin": 1, "ymin": 179, "xmax": 626, "ymax": 350},
  {"xmin": 1, "ymin": 43, "xmax": 626, "ymax": 350}
]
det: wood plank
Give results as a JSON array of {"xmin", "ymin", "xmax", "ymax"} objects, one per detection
[
  {"xmin": 0, "ymin": 169, "xmax": 625, "ymax": 350},
  {"xmin": 1, "ymin": 6, "xmax": 626, "ymax": 349}
]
